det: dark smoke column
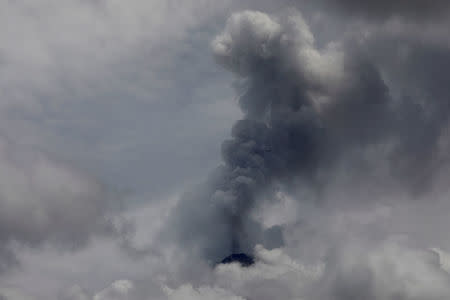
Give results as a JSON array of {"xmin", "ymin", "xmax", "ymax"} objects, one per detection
[
  {"xmin": 210, "ymin": 10, "xmax": 328, "ymax": 255},
  {"xmin": 167, "ymin": 9, "xmax": 395, "ymax": 263}
]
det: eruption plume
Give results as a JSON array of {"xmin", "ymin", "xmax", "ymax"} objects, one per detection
[{"xmin": 166, "ymin": 9, "xmax": 450, "ymax": 263}]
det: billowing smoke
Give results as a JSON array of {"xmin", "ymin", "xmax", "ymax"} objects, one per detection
[{"xmin": 166, "ymin": 8, "xmax": 450, "ymax": 264}]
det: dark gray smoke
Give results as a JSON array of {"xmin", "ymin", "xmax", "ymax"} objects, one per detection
[{"xmin": 165, "ymin": 9, "xmax": 450, "ymax": 263}]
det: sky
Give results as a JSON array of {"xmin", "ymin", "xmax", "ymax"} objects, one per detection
[{"xmin": 1, "ymin": 0, "xmax": 450, "ymax": 299}]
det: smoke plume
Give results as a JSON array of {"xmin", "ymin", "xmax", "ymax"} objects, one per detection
[{"xmin": 166, "ymin": 8, "xmax": 450, "ymax": 264}]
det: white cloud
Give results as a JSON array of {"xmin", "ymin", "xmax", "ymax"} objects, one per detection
[
  {"xmin": 164, "ymin": 284, "xmax": 244, "ymax": 300},
  {"xmin": 430, "ymin": 248, "xmax": 450, "ymax": 274},
  {"xmin": 94, "ymin": 280, "xmax": 134, "ymax": 300},
  {"xmin": 163, "ymin": 240, "xmax": 450, "ymax": 300},
  {"xmin": 0, "ymin": 288, "xmax": 33, "ymax": 300},
  {"xmin": 60, "ymin": 285, "xmax": 90, "ymax": 300}
]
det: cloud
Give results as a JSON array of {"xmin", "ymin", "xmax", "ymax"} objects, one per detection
[
  {"xmin": 161, "ymin": 239, "xmax": 450, "ymax": 300},
  {"xmin": 0, "ymin": 0, "xmax": 243, "ymax": 293},
  {"xmin": 164, "ymin": 284, "xmax": 244, "ymax": 300},
  {"xmin": 0, "ymin": 0, "xmax": 242, "ymax": 201},
  {"xmin": 0, "ymin": 137, "xmax": 122, "ymax": 273},
  {"xmin": 312, "ymin": 0, "xmax": 450, "ymax": 20},
  {"xmin": 0, "ymin": 0, "xmax": 240, "ymax": 277},
  {"xmin": 0, "ymin": 0, "xmax": 233, "ymax": 107},
  {"xmin": 431, "ymin": 248, "xmax": 450, "ymax": 274},
  {"xmin": 313, "ymin": 240, "xmax": 450, "ymax": 300},
  {"xmin": 0, "ymin": 288, "xmax": 33, "ymax": 300},
  {"xmin": 59, "ymin": 280, "xmax": 136, "ymax": 300},
  {"xmin": 59, "ymin": 285, "xmax": 90, "ymax": 300},
  {"xmin": 93, "ymin": 280, "xmax": 135, "ymax": 300}
]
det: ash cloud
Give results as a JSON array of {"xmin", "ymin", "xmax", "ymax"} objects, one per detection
[{"xmin": 166, "ymin": 7, "xmax": 450, "ymax": 266}]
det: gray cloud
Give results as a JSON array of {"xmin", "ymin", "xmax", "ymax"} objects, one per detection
[
  {"xmin": 0, "ymin": 137, "xmax": 123, "ymax": 273},
  {"xmin": 311, "ymin": 242, "xmax": 450, "ymax": 300},
  {"xmin": 0, "ymin": 0, "xmax": 243, "ymax": 296},
  {"xmin": 0, "ymin": 0, "xmax": 241, "ymax": 201},
  {"xmin": 59, "ymin": 285, "xmax": 90, "ymax": 300},
  {"xmin": 160, "ymin": 239, "xmax": 450, "ymax": 300},
  {"xmin": 305, "ymin": 0, "xmax": 450, "ymax": 20},
  {"xmin": 165, "ymin": 284, "xmax": 244, "ymax": 300}
]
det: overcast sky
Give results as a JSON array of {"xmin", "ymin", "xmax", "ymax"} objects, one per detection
[{"xmin": 1, "ymin": 1, "xmax": 450, "ymax": 299}]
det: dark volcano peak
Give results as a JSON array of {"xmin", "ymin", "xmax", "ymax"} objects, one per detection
[{"xmin": 220, "ymin": 253, "xmax": 255, "ymax": 267}]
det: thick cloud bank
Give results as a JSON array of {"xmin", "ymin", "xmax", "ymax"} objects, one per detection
[{"xmin": 162, "ymin": 242, "xmax": 450, "ymax": 300}]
